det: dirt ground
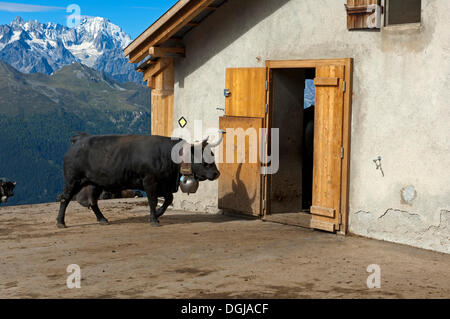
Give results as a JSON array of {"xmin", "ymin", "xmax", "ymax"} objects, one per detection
[{"xmin": 1, "ymin": 198, "xmax": 449, "ymax": 299}]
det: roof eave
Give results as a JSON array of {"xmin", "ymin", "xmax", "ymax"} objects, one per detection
[
  {"xmin": 124, "ymin": 0, "xmax": 222, "ymax": 65},
  {"xmin": 124, "ymin": 0, "xmax": 191, "ymax": 57}
]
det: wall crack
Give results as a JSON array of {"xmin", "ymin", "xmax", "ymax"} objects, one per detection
[{"xmin": 378, "ymin": 208, "xmax": 419, "ymax": 220}]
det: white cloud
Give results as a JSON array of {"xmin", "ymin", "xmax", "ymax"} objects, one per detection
[{"xmin": 0, "ymin": 2, "xmax": 65, "ymax": 12}]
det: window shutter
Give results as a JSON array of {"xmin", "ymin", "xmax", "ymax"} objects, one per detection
[{"xmin": 345, "ymin": 0, "xmax": 382, "ymax": 30}]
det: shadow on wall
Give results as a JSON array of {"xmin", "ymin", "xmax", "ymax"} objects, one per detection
[
  {"xmin": 176, "ymin": 0, "xmax": 291, "ymax": 85},
  {"xmin": 219, "ymin": 163, "xmax": 257, "ymax": 216}
]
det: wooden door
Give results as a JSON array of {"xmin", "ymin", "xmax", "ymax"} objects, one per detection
[
  {"xmin": 218, "ymin": 68, "xmax": 267, "ymax": 216},
  {"xmin": 311, "ymin": 65, "xmax": 346, "ymax": 232},
  {"xmin": 219, "ymin": 116, "xmax": 264, "ymax": 216}
]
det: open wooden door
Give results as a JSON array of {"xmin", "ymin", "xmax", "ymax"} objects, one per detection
[
  {"xmin": 310, "ymin": 65, "xmax": 346, "ymax": 232},
  {"xmin": 218, "ymin": 68, "xmax": 267, "ymax": 216}
]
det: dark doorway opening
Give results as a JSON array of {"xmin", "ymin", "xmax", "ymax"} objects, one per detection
[{"xmin": 269, "ymin": 68, "xmax": 316, "ymax": 214}]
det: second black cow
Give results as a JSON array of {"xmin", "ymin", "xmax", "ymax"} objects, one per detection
[
  {"xmin": 57, "ymin": 133, "xmax": 222, "ymax": 228},
  {"xmin": 1, "ymin": 179, "xmax": 16, "ymax": 204}
]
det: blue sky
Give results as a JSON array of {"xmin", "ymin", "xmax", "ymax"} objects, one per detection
[{"xmin": 0, "ymin": 0, "xmax": 178, "ymax": 38}]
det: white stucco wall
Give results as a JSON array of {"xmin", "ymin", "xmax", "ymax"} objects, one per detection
[{"xmin": 170, "ymin": 0, "xmax": 450, "ymax": 253}]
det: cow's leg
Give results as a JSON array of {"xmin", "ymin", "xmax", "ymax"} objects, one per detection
[
  {"xmin": 91, "ymin": 205, "xmax": 109, "ymax": 225},
  {"xmin": 147, "ymin": 194, "xmax": 160, "ymax": 227},
  {"xmin": 156, "ymin": 193, "xmax": 174, "ymax": 219},
  {"xmin": 143, "ymin": 177, "xmax": 160, "ymax": 227},
  {"xmin": 89, "ymin": 186, "xmax": 109, "ymax": 225},
  {"xmin": 57, "ymin": 182, "xmax": 82, "ymax": 228}
]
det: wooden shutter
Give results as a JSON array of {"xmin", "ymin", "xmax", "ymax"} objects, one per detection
[
  {"xmin": 311, "ymin": 65, "xmax": 345, "ymax": 232},
  {"xmin": 345, "ymin": 0, "xmax": 382, "ymax": 30},
  {"xmin": 218, "ymin": 68, "xmax": 267, "ymax": 216},
  {"xmin": 225, "ymin": 68, "xmax": 267, "ymax": 118}
]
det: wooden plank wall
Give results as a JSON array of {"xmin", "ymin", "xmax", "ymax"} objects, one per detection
[{"xmin": 147, "ymin": 61, "xmax": 174, "ymax": 137}]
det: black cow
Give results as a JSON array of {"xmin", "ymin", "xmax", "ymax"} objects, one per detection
[
  {"xmin": 57, "ymin": 133, "xmax": 221, "ymax": 228},
  {"xmin": 0, "ymin": 180, "xmax": 16, "ymax": 204}
]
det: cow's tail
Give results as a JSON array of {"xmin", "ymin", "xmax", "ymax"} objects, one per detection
[{"xmin": 70, "ymin": 132, "xmax": 90, "ymax": 144}]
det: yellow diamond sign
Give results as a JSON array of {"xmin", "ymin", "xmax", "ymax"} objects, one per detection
[{"xmin": 178, "ymin": 117, "xmax": 187, "ymax": 128}]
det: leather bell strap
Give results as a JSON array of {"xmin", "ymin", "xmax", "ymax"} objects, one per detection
[{"xmin": 180, "ymin": 162, "xmax": 193, "ymax": 176}]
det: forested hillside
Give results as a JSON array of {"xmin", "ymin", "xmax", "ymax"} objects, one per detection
[{"xmin": 0, "ymin": 61, "xmax": 151, "ymax": 206}]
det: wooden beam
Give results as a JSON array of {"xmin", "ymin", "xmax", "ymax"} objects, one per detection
[
  {"xmin": 143, "ymin": 58, "xmax": 173, "ymax": 83},
  {"xmin": 310, "ymin": 220, "xmax": 335, "ymax": 232},
  {"xmin": 155, "ymin": 0, "xmax": 214, "ymax": 43},
  {"xmin": 146, "ymin": 76, "xmax": 155, "ymax": 90},
  {"xmin": 169, "ymin": 37, "xmax": 184, "ymax": 43},
  {"xmin": 129, "ymin": 45, "xmax": 154, "ymax": 65},
  {"xmin": 142, "ymin": 62, "xmax": 156, "ymax": 81},
  {"xmin": 146, "ymin": 60, "xmax": 171, "ymax": 79},
  {"xmin": 128, "ymin": 0, "xmax": 214, "ymax": 64},
  {"xmin": 314, "ymin": 77, "xmax": 340, "ymax": 86},
  {"xmin": 186, "ymin": 22, "xmax": 199, "ymax": 27},
  {"xmin": 136, "ymin": 58, "xmax": 154, "ymax": 72},
  {"xmin": 149, "ymin": 46, "xmax": 185, "ymax": 58},
  {"xmin": 311, "ymin": 206, "xmax": 336, "ymax": 218}
]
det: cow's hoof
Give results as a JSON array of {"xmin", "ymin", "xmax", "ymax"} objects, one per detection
[
  {"xmin": 150, "ymin": 221, "xmax": 161, "ymax": 227},
  {"xmin": 57, "ymin": 223, "xmax": 67, "ymax": 229},
  {"xmin": 98, "ymin": 219, "xmax": 109, "ymax": 225}
]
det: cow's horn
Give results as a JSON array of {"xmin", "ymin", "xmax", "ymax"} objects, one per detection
[
  {"xmin": 208, "ymin": 130, "xmax": 226, "ymax": 147},
  {"xmin": 192, "ymin": 130, "xmax": 225, "ymax": 147},
  {"xmin": 192, "ymin": 137, "xmax": 209, "ymax": 147},
  {"xmin": 13, "ymin": 182, "xmax": 17, "ymax": 186}
]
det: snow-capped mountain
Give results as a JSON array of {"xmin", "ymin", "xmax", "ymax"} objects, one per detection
[{"xmin": 0, "ymin": 16, "xmax": 142, "ymax": 83}]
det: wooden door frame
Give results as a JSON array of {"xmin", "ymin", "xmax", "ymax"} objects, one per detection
[{"xmin": 264, "ymin": 58, "xmax": 353, "ymax": 234}]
